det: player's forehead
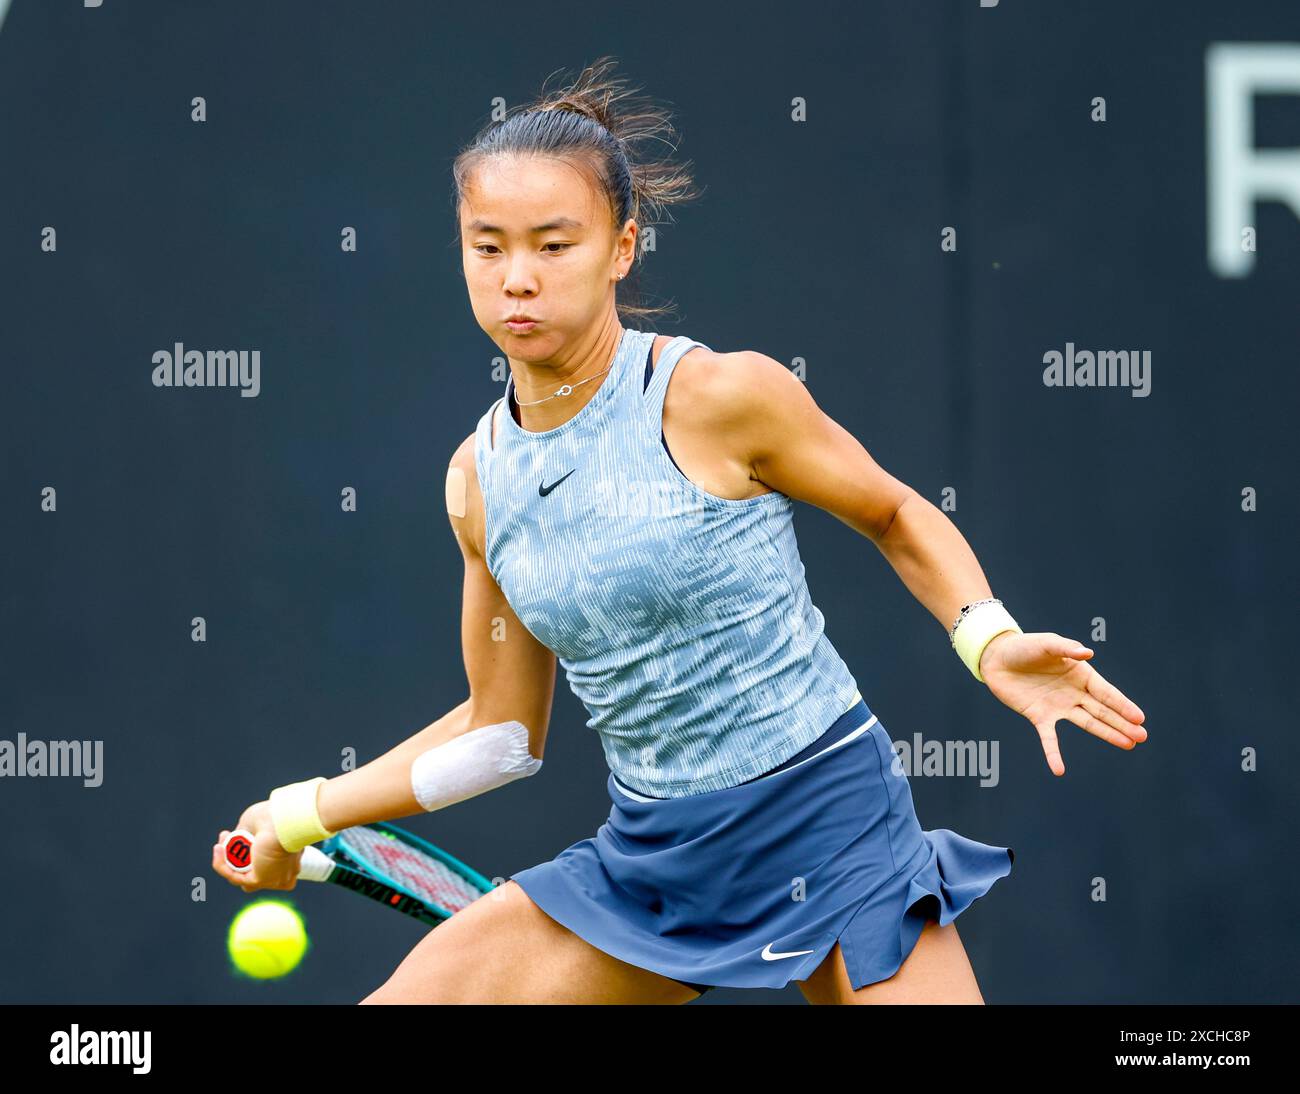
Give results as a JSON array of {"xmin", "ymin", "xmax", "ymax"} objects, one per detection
[{"xmin": 460, "ymin": 155, "xmax": 604, "ymax": 232}]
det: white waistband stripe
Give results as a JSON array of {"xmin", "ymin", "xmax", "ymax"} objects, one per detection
[{"xmin": 613, "ymin": 705, "xmax": 877, "ymax": 803}]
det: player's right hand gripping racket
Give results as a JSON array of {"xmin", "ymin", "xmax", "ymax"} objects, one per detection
[{"xmin": 221, "ymin": 820, "xmax": 495, "ymax": 926}]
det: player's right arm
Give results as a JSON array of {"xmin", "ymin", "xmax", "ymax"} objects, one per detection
[
  {"xmin": 211, "ymin": 430, "xmax": 557, "ymax": 892},
  {"xmin": 443, "ymin": 428, "xmax": 556, "ymax": 763},
  {"xmin": 311, "ymin": 431, "xmax": 557, "ymax": 833}
]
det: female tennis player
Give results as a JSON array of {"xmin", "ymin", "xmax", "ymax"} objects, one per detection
[{"xmin": 210, "ymin": 57, "xmax": 1147, "ymax": 1004}]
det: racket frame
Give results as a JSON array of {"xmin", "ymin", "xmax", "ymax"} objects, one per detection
[{"xmin": 316, "ymin": 820, "xmax": 497, "ymax": 926}]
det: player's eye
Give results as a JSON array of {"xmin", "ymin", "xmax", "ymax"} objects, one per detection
[{"xmin": 473, "ymin": 243, "xmax": 570, "ymax": 255}]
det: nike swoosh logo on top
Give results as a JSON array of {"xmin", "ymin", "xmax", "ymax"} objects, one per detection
[
  {"xmin": 761, "ymin": 942, "xmax": 815, "ymax": 961},
  {"xmin": 539, "ymin": 469, "xmax": 576, "ymax": 496}
]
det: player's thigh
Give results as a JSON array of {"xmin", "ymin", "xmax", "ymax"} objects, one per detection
[
  {"xmin": 360, "ymin": 879, "xmax": 699, "ymax": 1004},
  {"xmin": 798, "ymin": 918, "xmax": 984, "ymax": 1005}
]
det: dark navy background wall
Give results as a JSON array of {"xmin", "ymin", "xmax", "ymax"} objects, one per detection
[{"xmin": 1, "ymin": 0, "xmax": 1295, "ymax": 1004}]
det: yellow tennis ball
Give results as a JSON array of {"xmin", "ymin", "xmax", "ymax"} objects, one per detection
[{"xmin": 227, "ymin": 900, "xmax": 309, "ymax": 980}]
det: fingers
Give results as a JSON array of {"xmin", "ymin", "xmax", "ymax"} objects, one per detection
[
  {"xmin": 1076, "ymin": 693, "xmax": 1147, "ymax": 745},
  {"xmin": 1047, "ymin": 633, "xmax": 1094, "ymax": 660},
  {"xmin": 211, "ymin": 829, "xmax": 300, "ymax": 893},
  {"xmin": 1052, "ymin": 634, "xmax": 1147, "ymax": 735},
  {"xmin": 1024, "ymin": 636, "xmax": 1146, "ymax": 774},
  {"xmin": 1035, "ymin": 722, "xmax": 1065, "ymax": 777},
  {"xmin": 1083, "ymin": 666, "xmax": 1146, "ymax": 728},
  {"xmin": 211, "ymin": 840, "xmax": 243, "ymax": 886},
  {"xmin": 1063, "ymin": 703, "xmax": 1137, "ymax": 752},
  {"xmin": 212, "ymin": 830, "xmax": 264, "ymax": 890}
]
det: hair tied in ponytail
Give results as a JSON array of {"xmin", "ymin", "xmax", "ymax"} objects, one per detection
[{"xmin": 452, "ymin": 56, "xmax": 703, "ymax": 324}]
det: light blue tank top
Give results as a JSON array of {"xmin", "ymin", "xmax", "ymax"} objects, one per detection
[{"xmin": 472, "ymin": 326, "xmax": 860, "ymax": 797}]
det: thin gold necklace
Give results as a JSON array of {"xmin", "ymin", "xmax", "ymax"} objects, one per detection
[
  {"xmin": 511, "ymin": 359, "xmax": 615, "ymax": 407},
  {"xmin": 511, "ymin": 282, "xmax": 625, "ymax": 408}
]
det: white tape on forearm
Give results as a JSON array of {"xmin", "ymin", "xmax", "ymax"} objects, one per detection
[{"xmin": 410, "ymin": 719, "xmax": 542, "ymax": 811}]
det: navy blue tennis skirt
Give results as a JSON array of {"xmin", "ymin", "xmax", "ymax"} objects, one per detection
[{"xmin": 510, "ymin": 694, "xmax": 1014, "ymax": 994}]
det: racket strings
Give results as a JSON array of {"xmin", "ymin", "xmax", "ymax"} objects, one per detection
[{"xmin": 341, "ymin": 827, "xmax": 484, "ymax": 913}]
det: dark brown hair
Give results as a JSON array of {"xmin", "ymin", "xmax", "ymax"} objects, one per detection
[{"xmin": 452, "ymin": 56, "xmax": 702, "ymax": 323}]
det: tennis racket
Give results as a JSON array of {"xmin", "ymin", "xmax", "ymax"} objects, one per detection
[{"xmin": 221, "ymin": 820, "xmax": 495, "ymax": 926}]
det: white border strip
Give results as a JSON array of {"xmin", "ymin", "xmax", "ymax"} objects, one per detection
[{"xmin": 613, "ymin": 690, "xmax": 872, "ymax": 803}]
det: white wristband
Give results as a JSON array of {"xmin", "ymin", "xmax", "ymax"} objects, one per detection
[
  {"xmin": 268, "ymin": 776, "xmax": 337, "ymax": 853},
  {"xmin": 950, "ymin": 599, "xmax": 1022, "ymax": 683}
]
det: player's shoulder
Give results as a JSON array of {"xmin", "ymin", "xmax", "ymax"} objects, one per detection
[
  {"xmin": 450, "ymin": 428, "xmax": 478, "ymax": 473},
  {"xmin": 449, "ymin": 389, "xmax": 504, "ymax": 476},
  {"xmin": 665, "ymin": 340, "xmax": 799, "ymax": 428},
  {"xmin": 447, "ymin": 427, "xmax": 482, "ymax": 501}
]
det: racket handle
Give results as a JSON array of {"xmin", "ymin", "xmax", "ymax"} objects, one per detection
[
  {"xmin": 221, "ymin": 828, "xmax": 336, "ymax": 882},
  {"xmin": 297, "ymin": 845, "xmax": 336, "ymax": 882}
]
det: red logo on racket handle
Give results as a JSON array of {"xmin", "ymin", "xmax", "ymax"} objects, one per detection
[{"xmin": 223, "ymin": 829, "xmax": 256, "ymax": 872}]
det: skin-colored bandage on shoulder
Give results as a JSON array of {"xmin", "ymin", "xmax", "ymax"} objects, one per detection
[
  {"xmin": 445, "ymin": 466, "xmax": 467, "ymax": 518},
  {"xmin": 411, "ymin": 719, "xmax": 542, "ymax": 811}
]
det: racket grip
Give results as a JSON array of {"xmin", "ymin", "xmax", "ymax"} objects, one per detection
[
  {"xmin": 297, "ymin": 845, "xmax": 336, "ymax": 882},
  {"xmin": 222, "ymin": 828, "xmax": 335, "ymax": 882}
]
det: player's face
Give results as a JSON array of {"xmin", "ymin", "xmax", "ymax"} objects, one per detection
[{"xmin": 459, "ymin": 155, "xmax": 628, "ymax": 361}]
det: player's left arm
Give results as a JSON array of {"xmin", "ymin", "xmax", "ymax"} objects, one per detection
[
  {"xmin": 718, "ymin": 348, "xmax": 979, "ymax": 633},
  {"xmin": 719, "ymin": 349, "xmax": 1147, "ymax": 774}
]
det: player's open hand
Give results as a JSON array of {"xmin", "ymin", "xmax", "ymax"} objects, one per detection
[
  {"xmin": 977, "ymin": 631, "xmax": 1147, "ymax": 776},
  {"xmin": 211, "ymin": 800, "xmax": 304, "ymax": 893}
]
